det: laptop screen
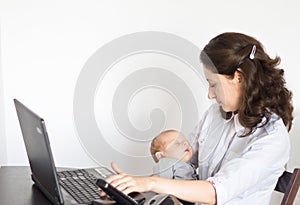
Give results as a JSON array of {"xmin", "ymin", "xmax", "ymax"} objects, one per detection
[{"xmin": 14, "ymin": 99, "xmax": 63, "ymax": 204}]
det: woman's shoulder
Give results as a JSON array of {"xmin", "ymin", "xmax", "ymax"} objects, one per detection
[
  {"xmin": 262, "ymin": 112, "xmax": 289, "ymax": 135},
  {"xmin": 249, "ymin": 112, "xmax": 290, "ymax": 149}
]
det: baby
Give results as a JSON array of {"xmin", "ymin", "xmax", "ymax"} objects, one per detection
[{"xmin": 150, "ymin": 130, "xmax": 197, "ymax": 180}]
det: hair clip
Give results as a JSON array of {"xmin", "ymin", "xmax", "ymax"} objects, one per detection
[{"xmin": 249, "ymin": 45, "xmax": 256, "ymax": 60}]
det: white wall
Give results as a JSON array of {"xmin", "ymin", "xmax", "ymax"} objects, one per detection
[
  {"xmin": 0, "ymin": 24, "xmax": 7, "ymax": 167},
  {"xmin": 0, "ymin": 0, "xmax": 299, "ymax": 200}
]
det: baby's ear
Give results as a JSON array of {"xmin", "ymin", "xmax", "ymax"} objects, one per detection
[{"xmin": 155, "ymin": 152, "xmax": 164, "ymax": 161}]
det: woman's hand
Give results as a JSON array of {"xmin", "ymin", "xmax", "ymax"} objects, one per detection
[
  {"xmin": 100, "ymin": 162, "xmax": 154, "ymax": 196},
  {"xmin": 99, "ymin": 162, "xmax": 216, "ymax": 204}
]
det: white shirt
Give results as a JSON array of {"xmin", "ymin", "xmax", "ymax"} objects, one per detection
[{"xmin": 188, "ymin": 104, "xmax": 290, "ymax": 205}]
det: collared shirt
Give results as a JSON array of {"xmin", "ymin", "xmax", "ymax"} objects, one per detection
[{"xmin": 188, "ymin": 104, "xmax": 290, "ymax": 205}]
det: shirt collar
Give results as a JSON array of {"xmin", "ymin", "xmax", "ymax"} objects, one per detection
[
  {"xmin": 233, "ymin": 113, "xmax": 245, "ymax": 134},
  {"xmin": 225, "ymin": 110, "xmax": 280, "ymax": 136},
  {"xmin": 225, "ymin": 112, "xmax": 245, "ymax": 134}
]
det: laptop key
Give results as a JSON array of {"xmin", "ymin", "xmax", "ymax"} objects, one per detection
[{"xmin": 58, "ymin": 169, "xmax": 101, "ymax": 204}]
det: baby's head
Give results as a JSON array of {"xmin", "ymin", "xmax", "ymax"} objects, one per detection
[{"xmin": 150, "ymin": 130, "xmax": 193, "ymax": 163}]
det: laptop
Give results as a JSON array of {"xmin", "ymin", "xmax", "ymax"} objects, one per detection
[{"xmin": 13, "ymin": 99, "xmax": 116, "ymax": 205}]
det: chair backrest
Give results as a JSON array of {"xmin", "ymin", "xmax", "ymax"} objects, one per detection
[{"xmin": 275, "ymin": 168, "xmax": 300, "ymax": 205}]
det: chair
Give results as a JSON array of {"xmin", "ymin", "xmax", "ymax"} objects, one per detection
[{"xmin": 275, "ymin": 168, "xmax": 300, "ymax": 205}]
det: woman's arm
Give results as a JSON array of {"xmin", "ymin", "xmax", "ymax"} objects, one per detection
[
  {"xmin": 149, "ymin": 176, "xmax": 216, "ymax": 204},
  {"xmin": 105, "ymin": 162, "xmax": 216, "ymax": 205}
]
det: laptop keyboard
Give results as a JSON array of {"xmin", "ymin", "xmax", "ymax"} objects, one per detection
[{"xmin": 57, "ymin": 169, "xmax": 101, "ymax": 204}]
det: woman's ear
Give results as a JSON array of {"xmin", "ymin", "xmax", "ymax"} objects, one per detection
[
  {"xmin": 155, "ymin": 152, "xmax": 164, "ymax": 161},
  {"xmin": 234, "ymin": 68, "xmax": 243, "ymax": 83}
]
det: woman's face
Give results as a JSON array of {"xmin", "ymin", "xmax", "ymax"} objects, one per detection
[{"xmin": 203, "ymin": 67, "xmax": 243, "ymax": 112}]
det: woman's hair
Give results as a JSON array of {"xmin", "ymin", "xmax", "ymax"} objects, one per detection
[{"xmin": 200, "ymin": 32, "xmax": 293, "ymax": 136}]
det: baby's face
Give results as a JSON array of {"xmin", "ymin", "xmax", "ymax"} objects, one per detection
[{"xmin": 162, "ymin": 132, "xmax": 193, "ymax": 163}]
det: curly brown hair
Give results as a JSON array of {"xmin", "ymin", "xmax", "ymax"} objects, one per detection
[{"xmin": 200, "ymin": 32, "xmax": 293, "ymax": 136}]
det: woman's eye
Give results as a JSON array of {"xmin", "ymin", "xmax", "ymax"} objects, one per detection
[{"xmin": 210, "ymin": 84, "xmax": 216, "ymax": 88}]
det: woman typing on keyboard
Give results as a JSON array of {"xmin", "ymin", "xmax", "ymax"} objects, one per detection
[{"xmin": 102, "ymin": 32, "xmax": 294, "ymax": 205}]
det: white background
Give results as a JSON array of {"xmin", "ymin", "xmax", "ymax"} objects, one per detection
[{"xmin": 1, "ymin": 1, "xmax": 300, "ymax": 204}]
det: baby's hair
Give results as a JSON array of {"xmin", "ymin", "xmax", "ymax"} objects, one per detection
[{"xmin": 150, "ymin": 130, "xmax": 179, "ymax": 162}]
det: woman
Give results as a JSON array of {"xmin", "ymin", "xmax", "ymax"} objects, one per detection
[{"xmin": 104, "ymin": 32, "xmax": 294, "ymax": 205}]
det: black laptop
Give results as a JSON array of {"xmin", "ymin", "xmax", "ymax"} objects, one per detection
[{"xmin": 14, "ymin": 99, "xmax": 116, "ymax": 205}]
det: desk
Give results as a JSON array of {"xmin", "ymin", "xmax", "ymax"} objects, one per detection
[
  {"xmin": 0, "ymin": 166, "xmax": 183, "ymax": 205},
  {"xmin": 0, "ymin": 166, "xmax": 52, "ymax": 205}
]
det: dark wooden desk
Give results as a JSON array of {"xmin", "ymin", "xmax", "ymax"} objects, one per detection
[
  {"xmin": 0, "ymin": 166, "xmax": 181, "ymax": 205},
  {"xmin": 0, "ymin": 166, "xmax": 52, "ymax": 205}
]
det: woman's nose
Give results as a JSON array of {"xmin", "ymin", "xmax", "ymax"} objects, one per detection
[{"xmin": 208, "ymin": 88, "xmax": 216, "ymax": 99}]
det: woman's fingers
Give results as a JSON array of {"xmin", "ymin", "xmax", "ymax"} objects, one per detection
[
  {"xmin": 122, "ymin": 185, "xmax": 135, "ymax": 195},
  {"xmin": 99, "ymin": 162, "xmax": 125, "ymax": 197},
  {"xmin": 98, "ymin": 162, "xmax": 150, "ymax": 196},
  {"xmin": 110, "ymin": 175, "xmax": 133, "ymax": 189},
  {"xmin": 111, "ymin": 161, "xmax": 123, "ymax": 174},
  {"xmin": 99, "ymin": 188, "xmax": 106, "ymax": 197},
  {"xmin": 106, "ymin": 172, "xmax": 127, "ymax": 183},
  {"xmin": 99, "ymin": 175, "xmax": 131, "ymax": 196}
]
